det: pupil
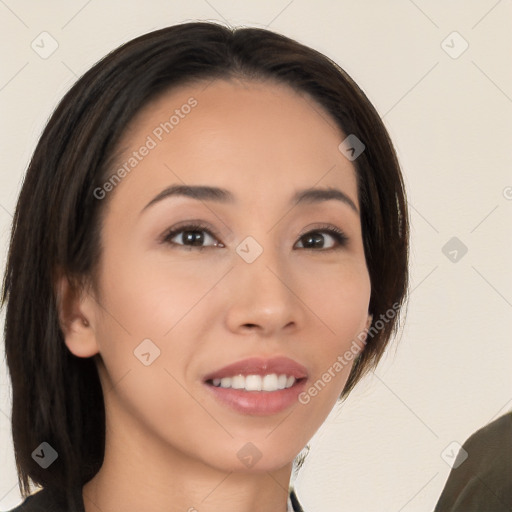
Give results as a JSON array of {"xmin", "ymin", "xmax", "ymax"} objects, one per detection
[
  {"xmin": 185, "ymin": 230, "xmax": 204, "ymax": 246},
  {"xmin": 303, "ymin": 233, "xmax": 323, "ymax": 248}
]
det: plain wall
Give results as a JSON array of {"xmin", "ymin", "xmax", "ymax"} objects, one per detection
[{"xmin": 1, "ymin": 1, "xmax": 511, "ymax": 511}]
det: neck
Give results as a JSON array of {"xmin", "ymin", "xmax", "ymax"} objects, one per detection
[{"xmin": 82, "ymin": 407, "xmax": 293, "ymax": 512}]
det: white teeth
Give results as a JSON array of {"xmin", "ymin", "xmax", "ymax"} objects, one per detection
[
  {"xmin": 231, "ymin": 375, "xmax": 245, "ymax": 389},
  {"xmin": 245, "ymin": 375, "xmax": 262, "ymax": 391},
  {"xmin": 210, "ymin": 373, "xmax": 297, "ymax": 392},
  {"xmin": 220, "ymin": 377, "xmax": 232, "ymax": 388},
  {"xmin": 262, "ymin": 374, "xmax": 278, "ymax": 391}
]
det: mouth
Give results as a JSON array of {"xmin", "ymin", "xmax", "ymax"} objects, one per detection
[
  {"xmin": 206, "ymin": 373, "xmax": 304, "ymax": 392},
  {"xmin": 202, "ymin": 356, "xmax": 309, "ymax": 416}
]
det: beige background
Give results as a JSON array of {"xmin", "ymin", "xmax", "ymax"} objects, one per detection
[{"xmin": 1, "ymin": 1, "xmax": 511, "ymax": 511}]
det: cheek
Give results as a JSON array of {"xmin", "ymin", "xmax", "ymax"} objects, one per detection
[
  {"xmin": 298, "ymin": 258, "xmax": 371, "ymax": 337},
  {"xmin": 91, "ymin": 248, "xmax": 223, "ymax": 394},
  {"xmin": 97, "ymin": 248, "xmax": 218, "ymax": 340},
  {"xmin": 91, "ymin": 253, "xmax": 216, "ymax": 444},
  {"xmin": 295, "ymin": 260, "xmax": 371, "ymax": 404}
]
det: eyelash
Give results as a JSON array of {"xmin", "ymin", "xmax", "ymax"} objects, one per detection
[{"xmin": 161, "ymin": 222, "xmax": 349, "ymax": 251}]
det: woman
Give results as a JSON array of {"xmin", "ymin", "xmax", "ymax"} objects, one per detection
[{"xmin": 2, "ymin": 21, "xmax": 408, "ymax": 512}]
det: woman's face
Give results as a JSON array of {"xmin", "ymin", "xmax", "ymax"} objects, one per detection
[{"xmin": 74, "ymin": 78, "xmax": 372, "ymax": 473}]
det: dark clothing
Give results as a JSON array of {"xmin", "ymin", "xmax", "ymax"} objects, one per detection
[
  {"xmin": 5, "ymin": 487, "xmax": 82, "ymax": 512},
  {"xmin": 6, "ymin": 486, "xmax": 304, "ymax": 512},
  {"xmin": 435, "ymin": 412, "xmax": 512, "ymax": 512}
]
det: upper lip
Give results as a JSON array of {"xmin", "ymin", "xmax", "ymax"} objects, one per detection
[{"xmin": 203, "ymin": 356, "xmax": 309, "ymax": 381}]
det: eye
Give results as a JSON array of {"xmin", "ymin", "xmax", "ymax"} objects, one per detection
[
  {"xmin": 295, "ymin": 225, "xmax": 349, "ymax": 250},
  {"xmin": 162, "ymin": 222, "xmax": 224, "ymax": 250},
  {"xmin": 161, "ymin": 222, "xmax": 348, "ymax": 251}
]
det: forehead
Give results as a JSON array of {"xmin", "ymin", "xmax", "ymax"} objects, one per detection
[{"xmin": 106, "ymin": 78, "xmax": 358, "ymax": 212}]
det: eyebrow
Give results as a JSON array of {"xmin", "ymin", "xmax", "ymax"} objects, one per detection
[{"xmin": 140, "ymin": 184, "xmax": 359, "ymax": 214}]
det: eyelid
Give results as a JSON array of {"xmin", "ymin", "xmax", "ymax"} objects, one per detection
[
  {"xmin": 296, "ymin": 223, "xmax": 349, "ymax": 249},
  {"xmin": 161, "ymin": 221, "xmax": 349, "ymax": 250},
  {"xmin": 160, "ymin": 220, "xmax": 224, "ymax": 248},
  {"xmin": 298, "ymin": 223, "xmax": 346, "ymax": 238}
]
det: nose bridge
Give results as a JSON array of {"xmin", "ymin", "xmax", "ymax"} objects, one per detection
[
  {"xmin": 225, "ymin": 232, "xmax": 300, "ymax": 333},
  {"xmin": 237, "ymin": 233, "xmax": 290, "ymax": 299}
]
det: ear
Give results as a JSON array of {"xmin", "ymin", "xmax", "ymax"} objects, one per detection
[{"xmin": 55, "ymin": 271, "xmax": 100, "ymax": 358}]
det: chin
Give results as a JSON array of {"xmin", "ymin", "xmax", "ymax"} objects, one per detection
[{"xmin": 196, "ymin": 441, "xmax": 299, "ymax": 474}]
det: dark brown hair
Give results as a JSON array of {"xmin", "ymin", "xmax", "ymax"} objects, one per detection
[{"xmin": 1, "ymin": 21, "xmax": 408, "ymax": 507}]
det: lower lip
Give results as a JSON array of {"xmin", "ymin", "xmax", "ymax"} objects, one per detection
[{"xmin": 204, "ymin": 379, "xmax": 308, "ymax": 416}]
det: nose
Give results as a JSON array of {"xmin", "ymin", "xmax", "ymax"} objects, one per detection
[{"xmin": 224, "ymin": 246, "xmax": 304, "ymax": 337}]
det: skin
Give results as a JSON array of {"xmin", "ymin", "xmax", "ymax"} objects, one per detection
[{"xmin": 57, "ymin": 78, "xmax": 372, "ymax": 512}]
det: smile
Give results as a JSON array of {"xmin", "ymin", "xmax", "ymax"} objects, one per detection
[
  {"xmin": 203, "ymin": 356, "xmax": 309, "ymax": 415},
  {"xmin": 208, "ymin": 373, "xmax": 297, "ymax": 392}
]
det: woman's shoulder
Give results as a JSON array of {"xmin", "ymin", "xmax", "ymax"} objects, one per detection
[
  {"xmin": 5, "ymin": 488, "xmax": 52, "ymax": 512},
  {"xmin": 5, "ymin": 487, "xmax": 83, "ymax": 512},
  {"xmin": 6, "ymin": 488, "xmax": 62, "ymax": 512}
]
